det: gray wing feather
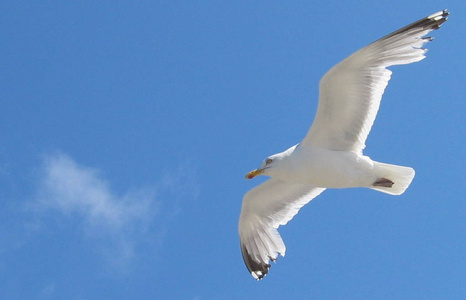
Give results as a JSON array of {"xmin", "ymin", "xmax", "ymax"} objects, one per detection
[
  {"xmin": 301, "ymin": 10, "xmax": 448, "ymax": 153},
  {"xmin": 239, "ymin": 179, "xmax": 325, "ymax": 279}
]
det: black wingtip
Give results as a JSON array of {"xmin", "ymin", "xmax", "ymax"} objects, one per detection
[
  {"xmin": 375, "ymin": 9, "xmax": 449, "ymax": 44},
  {"xmin": 429, "ymin": 9, "xmax": 449, "ymax": 29},
  {"xmin": 241, "ymin": 244, "xmax": 271, "ymax": 280}
]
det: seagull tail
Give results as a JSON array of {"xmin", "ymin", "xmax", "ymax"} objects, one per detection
[{"xmin": 370, "ymin": 162, "xmax": 415, "ymax": 195}]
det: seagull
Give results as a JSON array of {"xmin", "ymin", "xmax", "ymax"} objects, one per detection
[{"xmin": 239, "ymin": 10, "xmax": 449, "ymax": 280}]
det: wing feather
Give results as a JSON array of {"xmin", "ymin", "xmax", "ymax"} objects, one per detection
[
  {"xmin": 301, "ymin": 10, "xmax": 448, "ymax": 153},
  {"xmin": 239, "ymin": 179, "xmax": 325, "ymax": 279}
]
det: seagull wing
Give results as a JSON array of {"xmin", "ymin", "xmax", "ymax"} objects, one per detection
[
  {"xmin": 301, "ymin": 10, "xmax": 448, "ymax": 153},
  {"xmin": 239, "ymin": 178, "xmax": 326, "ymax": 280}
]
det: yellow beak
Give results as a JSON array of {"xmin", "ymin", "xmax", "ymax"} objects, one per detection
[{"xmin": 245, "ymin": 169, "xmax": 263, "ymax": 179}]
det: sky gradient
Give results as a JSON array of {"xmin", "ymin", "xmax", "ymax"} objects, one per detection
[{"xmin": 1, "ymin": 1, "xmax": 466, "ymax": 299}]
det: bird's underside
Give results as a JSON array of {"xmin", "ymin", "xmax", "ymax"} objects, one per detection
[{"xmin": 239, "ymin": 10, "xmax": 449, "ymax": 280}]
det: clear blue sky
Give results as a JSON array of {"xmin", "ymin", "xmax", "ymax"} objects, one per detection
[{"xmin": 1, "ymin": 1, "xmax": 465, "ymax": 299}]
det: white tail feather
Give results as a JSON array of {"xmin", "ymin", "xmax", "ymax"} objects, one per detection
[{"xmin": 371, "ymin": 162, "xmax": 415, "ymax": 195}]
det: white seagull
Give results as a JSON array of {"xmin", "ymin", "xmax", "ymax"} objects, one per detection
[{"xmin": 239, "ymin": 10, "xmax": 449, "ymax": 280}]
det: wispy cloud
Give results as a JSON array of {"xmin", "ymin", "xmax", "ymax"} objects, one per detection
[
  {"xmin": 36, "ymin": 153, "xmax": 155, "ymax": 231},
  {"xmin": 1, "ymin": 151, "xmax": 200, "ymax": 278},
  {"xmin": 33, "ymin": 152, "xmax": 159, "ymax": 269},
  {"xmin": 159, "ymin": 160, "xmax": 200, "ymax": 217}
]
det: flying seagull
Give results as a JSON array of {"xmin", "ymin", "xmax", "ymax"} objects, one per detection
[{"xmin": 239, "ymin": 10, "xmax": 449, "ymax": 280}]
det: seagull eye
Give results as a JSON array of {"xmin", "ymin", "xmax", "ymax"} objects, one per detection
[{"xmin": 265, "ymin": 158, "xmax": 273, "ymax": 165}]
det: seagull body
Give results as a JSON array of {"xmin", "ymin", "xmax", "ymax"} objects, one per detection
[
  {"xmin": 257, "ymin": 145, "xmax": 403, "ymax": 190},
  {"xmin": 239, "ymin": 10, "xmax": 449, "ymax": 280}
]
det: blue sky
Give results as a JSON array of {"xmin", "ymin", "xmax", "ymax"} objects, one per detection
[{"xmin": 1, "ymin": 1, "xmax": 465, "ymax": 299}]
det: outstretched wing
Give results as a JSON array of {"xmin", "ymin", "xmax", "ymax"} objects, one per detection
[
  {"xmin": 239, "ymin": 179, "xmax": 325, "ymax": 280},
  {"xmin": 301, "ymin": 10, "xmax": 448, "ymax": 153}
]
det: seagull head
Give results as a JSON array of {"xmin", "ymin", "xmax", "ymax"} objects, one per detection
[
  {"xmin": 245, "ymin": 157, "xmax": 274, "ymax": 179},
  {"xmin": 245, "ymin": 145, "xmax": 297, "ymax": 180}
]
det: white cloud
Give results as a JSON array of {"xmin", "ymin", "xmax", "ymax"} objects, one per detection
[
  {"xmin": 0, "ymin": 151, "xmax": 200, "ymax": 277},
  {"xmin": 34, "ymin": 152, "xmax": 159, "ymax": 268},
  {"xmin": 37, "ymin": 153, "xmax": 156, "ymax": 231}
]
